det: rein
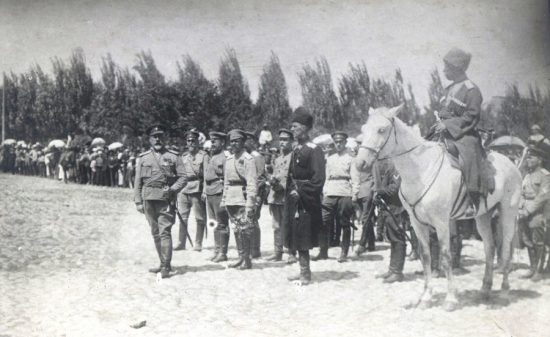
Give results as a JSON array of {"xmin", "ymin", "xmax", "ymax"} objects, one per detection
[{"xmin": 359, "ymin": 116, "xmax": 444, "ymax": 226}]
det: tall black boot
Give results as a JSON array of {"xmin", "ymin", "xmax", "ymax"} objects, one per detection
[
  {"xmin": 174, "ymin": 220, "xmax": 187, "ymax": 251},
  {"xmin": 210, "ymin": 230, "xmax": 220, "ymax": 261},
  {"xmin": 149, "ymin": 239, "xmax": 163, "ymax": 273},
  {"xmin": 299, "ymin": 250, "xmax": 311, "ymax": 284},
  {"xmin": 194, "ymin": 221, "xmax": 206, "ymax": 251},
  {"xmin": 338, "ymin": 227, "xmax": 351, "ymax": 263},
  {"xmin": 521, "ymin": 248, "xmax": 537, "ymax": 279},
  {"xmin": 312, "ymin": 226, "xmax": 329, "ymax": 261},
  {"xmin": 531, "ymin": 246, "xmax": 546, "ymax": 282},
  {"xmin": 239, "ymin": 230, "xmax": 252, "ymax": 270},
  {"xmin": 229, "ymin": 231, "xmax": 244, "ymax": 268},
  {"xmin": 266, "ymin": 228, "xmax": 283, "ymax": 261},
  {"xmin": 251, "ymin": 226, "xmax": 261, "ymax": 259},
  {"xmin": 213, "ymin": 229, "xmax": 229, "ymax": 263},
  {"xmin": 159, "ymin": 238, "xmax": 172, "ymax": 278},
  {"xmin": 385, "ymin": 242, "xmax": 405, "ymax": 283}
]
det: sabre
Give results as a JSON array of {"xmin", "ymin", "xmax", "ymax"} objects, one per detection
[{"xmin": 174, "ymin": 203, "xmax": 194, "ymax": 248}]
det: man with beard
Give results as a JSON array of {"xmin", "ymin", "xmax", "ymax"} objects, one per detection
[
  {"xmin": 221, "ymin": 129, "xmax": 257, "ymax": 270},
  {"xmin": 203, "ymin": 131, "xmax": 230, "ymax": 262},
  {"xmin": 134, "ymin": 125, "xmax": 186, "ymax": 278},
  {"xmin": 284, "ymin": 107, "xmax": 325, "ymax": 285},
  {"xmin": 265, "ymin": 129, "xmax": 297, "ymax": 263},
  {"xmin": 174, "ymin": 130, "xmax": 208, "ymax": 251}
]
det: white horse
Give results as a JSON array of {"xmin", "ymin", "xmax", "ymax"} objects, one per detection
[{"xmin": 354, "ymin": 105, "xmax": 522, "ymax": 311}]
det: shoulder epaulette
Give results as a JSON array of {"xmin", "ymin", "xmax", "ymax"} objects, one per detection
[
  {"xmin": 306, "ymin": 142, "xmax": 317, "ymax": 149},
  {"xmin": 167, "ymin": 149, "xmax": 179, "ymax": 155},
  {"xmin": 463, "ymin": 80, "xmax": 475, "ymax": 90},
  {"xmin": 226, "ymin": 153, "xmax": 234, "ymax": 160},
  {"xmin": 541, "ymin": 168, "xmax": 550, "ymax": 175},
  {"xmin": 242, "ymin": 152, "xmax": 253, "ymax": 160},
  {"xmin": 251, "ymin": 150, "xmax": 261, "ymax": 157},
  {"xmin": 138, "ymin": 150, "xmax": 151, "ymax": 157}
]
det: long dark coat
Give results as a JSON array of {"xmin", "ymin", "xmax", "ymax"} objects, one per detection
[
  {"xmin": 283, "ymin": 141, "xmax": 325, "ymax": 251},
  {"xmin": 439, "ymin": 75, "xmax": 484, "ymax": 195}
]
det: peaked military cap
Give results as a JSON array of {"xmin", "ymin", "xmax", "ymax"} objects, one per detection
[
  {"xmin": 531, "ymin": 124, "xmax": 542, "ymax": 132},
  {"xmin": 331, "ymin": 131, "xmax": 348, "ymax": 140},
  {"xmin": 278, "ymin": 128, "xmax": 293, "ymax": 138},
  {"xmin": 186, "ymin": 130, "xmax": 200, "ymax": 139},
  {"xmin": 148, "ymin": 124, "xmax": 165, "ymax": 136},
  {"xmin": 443, "ymin": 47, "xmax": 471, "ymax": 71},
  {"xmin": 527, "ymin": 144, "xmax": 548, "ymax": 158},
  {"xmin": 228, "ymin": 129, "xmax": 246, "ymax": 141},
  {"xmin": 209, "ymin": 131, "xmax": 227, "ymax": 140}
]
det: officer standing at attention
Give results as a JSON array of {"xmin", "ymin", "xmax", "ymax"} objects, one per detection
[
  {"xmin": 265, "ymin": 129, "xmax": 297, "ymax": 263},
  {"xmin": 174, "ymin": 130, "xmax": 208, "ymax": 251},
  {"xmin": 203, "ymin": 131, "xmax": 230, "ymax": 262},
  {"xmin": 284, "ymin": 107, "xmax": 326, "ymax": 285},
  {"xmin": 221, "ymin": 129, "xmax": 258, "ymax": 270},
  {"xmin": 245, "ymin": 131, "xmax": 267, "ymax": 259},
  {"xmin": 518, "ymin": 144, "xmax": 550, "ymax": 282},
  {"xmin": 316, "ymin": 131, "xmax": 359, "ymax": 262},
  {"xmin": 134, "ymin": 125, "xmax": 186, "ymax": 278}
]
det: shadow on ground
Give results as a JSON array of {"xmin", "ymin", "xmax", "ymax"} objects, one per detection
[{"xmin": 313, "ymin": 270, "xmax": 360, "ymax": 284}]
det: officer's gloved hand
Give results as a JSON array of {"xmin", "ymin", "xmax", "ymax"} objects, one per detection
[
  {"xmin": 136, "ymin": 203, "xmax": 144, "ymax": 214},
  {"xmin": 289, "ymin": 189, "xmax": 299, "ymax": 201}
]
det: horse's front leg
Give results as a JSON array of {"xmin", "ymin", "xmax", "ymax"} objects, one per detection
[
  {"xmin": 411, "ymin": 221, "xmax": 433, "ymax": 309},
  {"xmin": 440, "ymin": 221, "xmax": 459, "ymax": 311}
]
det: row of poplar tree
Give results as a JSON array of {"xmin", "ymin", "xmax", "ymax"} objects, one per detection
[{"xmin": 1, "ymin": 47, "xmax": 549, "ymax": 144}]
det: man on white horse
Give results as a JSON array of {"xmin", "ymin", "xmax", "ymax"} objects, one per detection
[
  {"xmin": 433, "ymin": 47, "xmax": 487, "ymax": 213},
  {"xmin": 433, "ymin": 47, "xmax": 490, "ymax": 270}
]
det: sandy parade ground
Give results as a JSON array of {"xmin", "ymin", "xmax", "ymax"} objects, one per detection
[{"xmin": 1, "ymin": 173, "xmax": 550, "ymax": 337}]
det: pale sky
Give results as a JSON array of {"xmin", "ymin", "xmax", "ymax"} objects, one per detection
[{"xmin": 1, "ymin": 0, "xmax": 549, "ymax": 108}]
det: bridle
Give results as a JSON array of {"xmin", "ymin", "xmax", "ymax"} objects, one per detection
[{"xmin": 358, "ymin": 116, "xmax": 421, "ymax": 161}]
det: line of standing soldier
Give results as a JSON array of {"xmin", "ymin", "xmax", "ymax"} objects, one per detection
[{"xmin": 133, "ymin": 107, "xmax": 411, "ymax": 283}]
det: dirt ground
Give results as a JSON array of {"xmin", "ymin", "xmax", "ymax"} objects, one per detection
[{"xmin": 1, "ymin": 173, "xmax": 549, "ymax": 337}]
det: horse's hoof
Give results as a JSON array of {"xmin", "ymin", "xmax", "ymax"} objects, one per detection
[{"xmin": 443, "ymin": 300, "xmax": 459, "ymax": 312}]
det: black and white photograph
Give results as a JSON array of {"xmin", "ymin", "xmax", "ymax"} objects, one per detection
[{"xmin": 1, "ymin": 0, "xmax": 549, "ymax": 336}]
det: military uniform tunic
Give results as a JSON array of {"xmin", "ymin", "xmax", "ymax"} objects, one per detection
[
  {"xmin": 203, "ymin": 151, "xmax": 229, "ymax": 229},
  {"xmin": 134, "ymin": 148, "xmax": 186, "ymax": 268},
  {"xmin": 521, "ymin": 168, "xmax": 550, "ymax": 222},
  {"xmin": 439, "ymin": 75, "xmax": 484, "ymax": 194},
  {"xmin": 268, "ymin": 151, "xmax": 292, "ymax": 254},
  {"xmin": 222, "ymin": 151, "xmax": 257, "ymax": 213}
]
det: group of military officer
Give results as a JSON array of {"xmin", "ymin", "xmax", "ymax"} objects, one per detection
[
  {"xmin": 133, "ymin": 46, "xmax": 550, "ymax": 285},
  {"xmin": 132, "ymin": 106, "xmax": 411, "ymax": 285}
]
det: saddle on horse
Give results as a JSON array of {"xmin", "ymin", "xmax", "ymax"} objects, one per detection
[{"xmin": 443, "ymin": 137, "xmax": 496, "ymax": 217}]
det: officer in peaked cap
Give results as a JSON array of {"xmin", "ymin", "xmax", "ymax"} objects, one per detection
[
  {"xmin": 221, "ymin": 129, "xmax": 258, "ymax": 269},
  {"xmin": 174, "ymin": 129, "xmax": 208, "ymax": 251},
  {"xmin": 204, "ymin": 131, "xmax": 230, "ymax": 263},
  {"xmin": 319, "ymin": 131, "xmax": 358, "ymax": 263},
  {"xmin": 518, "ymin": 143, "xmax": 550, "ymax": 281},
  {"xmin": 265, "ymin": 128, "xmax": 298, "ymax": 263},
  {"xmin": 134, "ymin": 124, "xmax": 186, "ymax": 278}
]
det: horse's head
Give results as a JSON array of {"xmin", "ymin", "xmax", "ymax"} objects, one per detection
[{"xmin": 355, "ymin": 104, "xmax": 403, "ymax": 172}]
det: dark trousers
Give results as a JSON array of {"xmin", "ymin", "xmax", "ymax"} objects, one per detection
[
  {"xmin": 143, "ymin": 200, "xmax": 175, "ymax": 268},
  {"xmin": 207, "ymin": 194, "xmax": 229, "ymax": 255},
  {"xmin": 382, "ymin": 207, "xmax": 406, "ymax": 274},
  {"xmin": 321, "ymin": 195, "xmax": 354, "ymax": 250},
  {"xmin": 357, "ymin": 196, "xmax": 376, "ymax": 249}
]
